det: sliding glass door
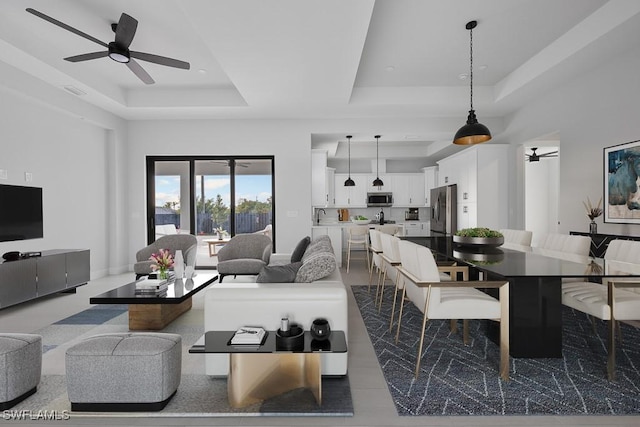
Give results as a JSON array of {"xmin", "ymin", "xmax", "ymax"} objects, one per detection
[{"xmin": 146, "ymin": 156, "xmax": 275, "ymax": 268}]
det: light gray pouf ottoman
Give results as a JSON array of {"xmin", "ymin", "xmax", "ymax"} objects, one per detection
[
  {"xmin": 0, "ymin": 333, "xmax": 42, "ymax": 410},
  {"xmin": 65, "ymin": 332, "xmax": 181, "ymax": 411}
]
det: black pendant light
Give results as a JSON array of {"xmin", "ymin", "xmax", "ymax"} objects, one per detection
[
  {"xmin": 453, "ymin": 20, "xmax": 491, "ymax": 145},
  {"xmin": 372, "ymin": 135, "xmax": 384, "ymax": 188},
  {"xmin": 344, "ymin": 135, "xmax": 355, "ymax": 186}
]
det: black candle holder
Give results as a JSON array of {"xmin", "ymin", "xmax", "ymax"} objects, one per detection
[{"xmin": 275, "ymin": 323, "xmax": 304, "ymax": 351}]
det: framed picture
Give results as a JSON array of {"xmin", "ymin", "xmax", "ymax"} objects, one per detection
[{"xmin": 604, "ymin": 139, "xmax": 640, "ymax": 223}]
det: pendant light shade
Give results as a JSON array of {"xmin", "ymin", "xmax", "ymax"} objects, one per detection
[
  {"xmin": 344, "ymin": 135, "xmax": 355, "ymax": 186},
  {"xmin": 372, "ymin": 135, "xmax": 384, "ymax": 188},
  {"xmin": 453, "ymin": 20, "xmax": 491, "ymax": 145}
]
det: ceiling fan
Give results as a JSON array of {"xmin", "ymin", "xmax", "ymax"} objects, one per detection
[
  {"xmin": 210, "ymin": 160, "xmax": 250, "ymax": 168},
  {"xmin": 525, "ymin": 147, "xmax": 558, "ymax": 162},
  {"xmin": 26, "ymin": 8, "xmax": 190, "ymax": 85}
]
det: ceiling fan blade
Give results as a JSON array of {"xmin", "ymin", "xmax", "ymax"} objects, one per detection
[
  {"xmin": 539, "ymin": 151, "xmax": 559, "ymax": 157},
  {"xmin": 114, "ymin": 13, "xmax": 138, "ymax": 49},
  {"xmin": 130, "ymin": 51, "xmax": 190, "ymax": 69},
  {"xmin": 126, "ymin": 59, "xmax": 154, "ymax": 84},
  {"xmin": 64, "ymin": 51, "xmax": 108, "ymax": 62},
  {"xmin": 26, "ymin": 8, "xmax": 108, "ymax": 48}
]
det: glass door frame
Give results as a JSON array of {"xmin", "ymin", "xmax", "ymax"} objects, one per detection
[{"xmin": 145, "ymin": 155, "xmax": 276, "ymax": 251}]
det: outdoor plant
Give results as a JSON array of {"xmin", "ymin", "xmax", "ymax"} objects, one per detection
[
  {"xmin": 149, "ymin": 248, "xmax": 174, "ymax": 279},
  {"xmin": 455, "ymin": 227, "xmax": 503, "ymax": 238}
]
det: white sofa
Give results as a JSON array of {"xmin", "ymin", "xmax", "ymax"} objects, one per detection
[{"xmin": 203, "ymin": 251, "xmax": 348, "ymax": 377}]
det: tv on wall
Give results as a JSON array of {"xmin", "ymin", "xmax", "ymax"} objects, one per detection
[{"xmin": 0, "ymin": 184, "xmax": 43, "ymax": 243}]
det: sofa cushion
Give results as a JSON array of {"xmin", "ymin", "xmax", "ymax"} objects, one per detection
[
  {"xmin": 291, "ymin": 236, "xmax": 311, "ymax": 263},
  {"xmin": 296, "ymin": 237, "xmax": 336, "ymax": 283},
  {"xmin": 256, "ymin": 262, "xmax": 303, "ymax": 283}
]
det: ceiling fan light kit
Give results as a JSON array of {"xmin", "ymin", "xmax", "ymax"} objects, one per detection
[
  {"xmin": 372, "ymin": 135, "xmax": 384, "ymax": 188},
  {"xmin": 344, "ymin": 135, "xmax": 355, "ymax": 187},
  {"xmin": 26, "ymin": 8, "xmax": 190, "ymax": 84},
  {"xmin": 453, "ymin": 20, "xmax": 491, "ymax": 145}
]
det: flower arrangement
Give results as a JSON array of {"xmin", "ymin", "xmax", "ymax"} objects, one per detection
[
  {"xmin": 149, "ymin": 248, "xmax": 174, "ymax": 279},
  {"xmin": 583, "ymin": 197, "xmax": 603, "ymax": 220},
  {"xmin": 455, "ymin": 227, "xmax": 503, "ymax": 238}
]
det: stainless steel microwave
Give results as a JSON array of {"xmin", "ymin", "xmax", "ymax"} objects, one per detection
[{"xmin": 367, "ymin": 192, "xmax": 393, "ymax": 207}]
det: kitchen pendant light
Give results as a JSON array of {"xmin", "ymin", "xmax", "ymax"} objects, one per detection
[
  {"xmin": 372, "ymin": 135, "xmax": 384, "ymax": 188},
  {"xmin": 344, "ymin": 135, "xmax": 355, "ymax": 186},
  {"xmin": 453, "ymin": 20, "xmax": 491, "ymax": 145}
]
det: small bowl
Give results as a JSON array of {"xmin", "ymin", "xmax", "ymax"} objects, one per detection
[{"xmin": 352, "ymin": 219, "xmax": 371, "ymax": 225}]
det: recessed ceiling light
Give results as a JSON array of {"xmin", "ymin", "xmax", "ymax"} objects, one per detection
[
  {"xmin": 384, "ymin": 66, "xmax": 395, "ymax": 72},
  {"xmin": 458, "ymin": 73, "xmax": 468, "ymax": 80},
  {"xmin": 478, "ymin": 64, "xmax": 488, "ymax": 71},
  {"xmin": 198, "ymin": 69, "xmax": 207, "ymax": 74}
]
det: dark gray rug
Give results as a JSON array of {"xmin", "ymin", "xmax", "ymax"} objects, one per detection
[
  {"xmin": 352, "ymin": 285, "xmax": 640, "ymax": 416},
  {"xmin": 19, "ymin": 305, "xmax": 353, "ymax": 417}
]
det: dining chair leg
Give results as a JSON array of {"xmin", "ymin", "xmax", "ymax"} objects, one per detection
[
  {"xmin": 368, "ymin": 255, "xmax": 376, "ymax": 291},
  {"xmin": 607, "ymin": 282, "xmax": 616, "ymax": 381},
  {"xmin": 462, "ymin": 319, "xmax": 469, "ymax": 345},
  {"xmin": 375, "ymin": 264, "xmax": 385, "ymax": 306},
  {"xmin": 499, "ymin": 282, "xmax": 510, "ymax": 381},
  {"xmin": 378, "ymin": 269, "xmax": 388, "ymax": 312},
  {"xmin": 365, "ymin": 244, "xmax": 370, "ymax": 272},
  {"xmin": 346, "ymin": 241, "xmax": 352, "ymax": 273},
  {"xmin": 395, "ymin": 287, "xmax": 407, "ymax": 344},
  {"xmin": 589, "ymin": 315, "xmax": 597, "ymax": 334},
  {"xmin": 414, "ymin": 285, "xmax": 432, "ymax": 379},
  {"xmin": 389, "ymin": 275, "xmax": 401, "ymax": 332}
]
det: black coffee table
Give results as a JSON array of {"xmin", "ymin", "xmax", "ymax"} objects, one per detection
[
  {"xmin": 90, "ymin": 274, "xmax": 217, "ymax": 330},
  {"xmin": 190, "ymin": 330, "xmax": 347, "ymax": 408}
]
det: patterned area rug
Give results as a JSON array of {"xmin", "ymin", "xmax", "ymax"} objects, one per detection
[
  {"xmin": 352, "ymin": 285, "xmax": 640, "ymax": 416},
  {"xmin": 15, "ymin": 304, "xmax": 353, "ymax": 417}
]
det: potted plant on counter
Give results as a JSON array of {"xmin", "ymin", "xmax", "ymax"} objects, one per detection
[{"xmin": 453, "ymin": 227, "xmax": 504, "ymax": 247}]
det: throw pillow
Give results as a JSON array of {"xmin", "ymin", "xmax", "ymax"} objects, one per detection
[
  {"xmin": 256, "ymin": 262, "xmax": 303, "ymax": 283},
  {"xmin": 295, "ymin": 251, "xmax": 336, "ymax": 283},
  {"xmin": 290, "ymin": 236, "xmax": 311, "ymax": 263}
]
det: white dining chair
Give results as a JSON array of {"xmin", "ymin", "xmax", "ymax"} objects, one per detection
[
  {"xmin": 368, "ymin": 229, "xmax": 384, "ymax": 291},
  {"xmin": 561, "ymin": 239, "xmax": 640, "ymax": 380},
  {"xmin": 395, "ymin": 240, "xmax": 510, "ymax": 380},
  {"xmin": 346, "ymin": 226, "xmax": 370, "ymax": 273},
  {"xmin": 499, "ymin": 229, "xmax": 533, "ymax": 246}
]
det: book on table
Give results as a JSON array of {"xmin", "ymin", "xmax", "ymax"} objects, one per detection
[
  {"xmin": 136, "ymin": 278, "xmax": 168, "ymax": 290},
  {"xmin": 230, "ymin": 327, "xmax": 267, "ymax": 345}
]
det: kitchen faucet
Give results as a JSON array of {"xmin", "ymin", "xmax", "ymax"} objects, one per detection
[{"xmin": 316, "ymin": 208, "xmax": 326, "ymax": 224}]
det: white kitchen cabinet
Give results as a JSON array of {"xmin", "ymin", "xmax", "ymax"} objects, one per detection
[
  {"xmin": 366, "ymin": 174, "xmax": 392, "ymax": 193},
  {"xmin": 311, "ymin": 150, "xmax": 334, "ymax": 207},
  {"xmin": 311, "ymin": 226, "xmax": 343, "ymax": 266},
  {"xmin": 334, "ymin": 173, "xmax": 367, "ymax": 207},
  {"xmin": 422, "ymin": 167, "xmax": 437, "ymax": 206},
  {"xmin": 436, "ymin": 145, "xmax": 508, "ymax": 231},
  {"xmin": 392, "ymin": 173, "xmax": 425, "ymax": 207}
]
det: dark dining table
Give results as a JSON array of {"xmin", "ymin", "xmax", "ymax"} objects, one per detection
[{"xmin": 402, "ymin": 235, "xmax": 640, "ymax": 358}]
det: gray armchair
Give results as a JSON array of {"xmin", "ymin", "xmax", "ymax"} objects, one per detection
[
  {"xmin": 217, "ymin": 234, "xmax": 272, "ymax": 282},
  {"xmin": 134, "ymin": 234, "xmax": 198, "ymax": 279}
]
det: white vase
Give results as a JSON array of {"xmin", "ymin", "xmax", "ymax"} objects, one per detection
[{"xmin": 174, "ymin": 250, "xmax": 184, "ymax": 279}]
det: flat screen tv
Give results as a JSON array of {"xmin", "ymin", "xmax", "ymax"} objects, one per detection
[{"xmin": 0, "ymin": 184, "xmax": 43, "ymax": 242}]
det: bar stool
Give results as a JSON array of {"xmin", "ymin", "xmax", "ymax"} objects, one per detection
[{"xmin": 346, "ymin": 226, "xmax": 370, "ymax": 273}]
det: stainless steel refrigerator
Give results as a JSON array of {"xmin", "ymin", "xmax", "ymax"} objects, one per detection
[{"xmin": 430, "ymin": 184, "xmax": 457, "ymax": 234}]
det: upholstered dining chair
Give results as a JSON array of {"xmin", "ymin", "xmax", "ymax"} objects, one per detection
[
  {"xmin": 346, "ymin": 226, "xmax": 370, "ymax": 273},
  {"xmin": 395, "ymin": 240, "xmax": 510, "ymax": 380},
  {"xmin": 534, "ymin": 233, "xmax": 591, "ymax": 256},
  {"xmin": 561, "ymin": 239, "xmax": 640, "ymax": 380},
  {"xmin": 377, "ymin": 224, "xmax": 401, "ymax": 236},
  {"xmin": 376, "ymin": 232, "xmax": 401, "ymax": 311},
  {"xmin": 368, "ymin": 229, "xmax": 384, "ymax": 291},
  {"xmin": 499, "ymin": 229, "xmax": 533, "ymax": 246}
]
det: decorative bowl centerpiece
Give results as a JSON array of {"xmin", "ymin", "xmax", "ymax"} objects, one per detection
[
  {"xmin": 453, "ymin": 227, "xmax": 504, "ymax": 248},
  {"xmin": 351, "ymin": 216, "xmax": 370, "ymax": 225}
]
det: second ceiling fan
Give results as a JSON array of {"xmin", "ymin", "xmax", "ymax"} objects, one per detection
[
  {"xmin": 26, "ymin": 8, "xmax": 190, "ymax": 84},
  {"xmin": 525, "ymin": 147, "xmax": 558, "ymax": 162}
]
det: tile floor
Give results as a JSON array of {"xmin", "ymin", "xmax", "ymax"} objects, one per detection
[{"xmin": 1, "ymin": 254, "xmax": 638, "ymax": 427}]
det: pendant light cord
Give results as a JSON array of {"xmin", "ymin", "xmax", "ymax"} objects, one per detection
[
  {"xmin": 348, "ymin": 136, "xmax": 351, "ymax": 176},
  {"xmin": 376, "ymin": 136, "xmax": 380, "ymax": 177},
  {"xmin": 469, "ymin": 24, "xmax": 474, "ymax": 111}
]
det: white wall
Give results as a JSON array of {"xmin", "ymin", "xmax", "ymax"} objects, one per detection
[
  {"xmin": 525, "ymin": 156, "xmax": 559, "ymax": 245},
  {"xmin": 0, "ymin": 62, "xmax": 128, "ymax": 278},
  {"xmin": 496, "ymin": 45, "xmax": 640, "ymax": 238}
]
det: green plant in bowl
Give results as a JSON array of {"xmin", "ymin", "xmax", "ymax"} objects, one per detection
[
  {"xmin": 455, "ymin": 228, "xmax": 503, "ymax": 238},
  {"xmin": 453, "ymin": 227, "xmax": 504, "ymax": 247}
]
